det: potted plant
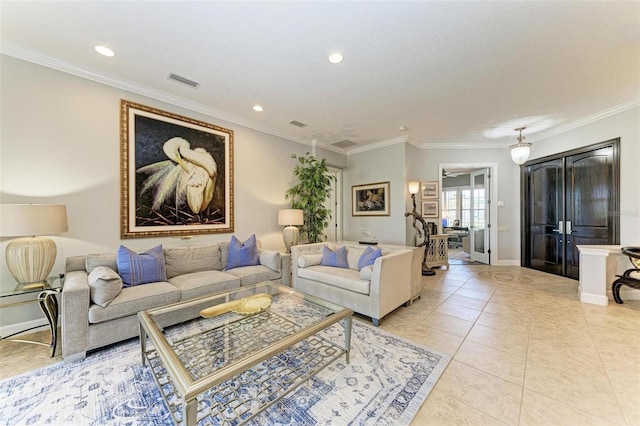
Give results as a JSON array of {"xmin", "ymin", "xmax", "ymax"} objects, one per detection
[{"xmin": 285, "ymin": 153, "xmax": 336, "ymax": 243}]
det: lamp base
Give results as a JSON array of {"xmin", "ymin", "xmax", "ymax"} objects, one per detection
[
  {"xmin": 282, "ymin": 226, "xmax": 300, "ymax": 253},
  {"xmin": 5, "ymin": 236, "xmax": 56, "ymax": 284}
]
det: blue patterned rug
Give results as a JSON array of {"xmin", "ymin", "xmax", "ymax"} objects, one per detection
[{"xmin": 0, "ymin": 320, "xmax": 449, "ymax": 425}]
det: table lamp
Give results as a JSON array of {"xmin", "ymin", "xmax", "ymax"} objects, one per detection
[
  {"xmin": 278, "ymin": 209, "xmax": 304, "ymax": 253},
  {"xmin": 1, "ymin": 204, "xmax": 68, "ymax": 287}
]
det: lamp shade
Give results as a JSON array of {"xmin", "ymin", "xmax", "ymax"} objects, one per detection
[
  {"xmin": 1, "ymin": 204, "xmax": 68, "ymax": 236},
  {"xmin": 408, "ymin": 181, "xmax": 420, "ymax": 195},
  {"xmin": 278, "ymin": 209, "xmax": 304, "ymax": 226}
]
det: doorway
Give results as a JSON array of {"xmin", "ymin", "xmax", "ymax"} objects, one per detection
[
  {"xmin": 440, "ymin": 163, "xmax": 498, "ymax": 265},
  {"xmin": 521, "ymin": 139, "xmax": 620, "ymax": 279},
  {"xmin": 323, "ymin": 167, "xmax": 342, "ymax": 242}
]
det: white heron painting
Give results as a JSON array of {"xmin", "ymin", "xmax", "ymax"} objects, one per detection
[{"xmin": 120, "ymin": 100, "xmax": 233, "ymax": 238}]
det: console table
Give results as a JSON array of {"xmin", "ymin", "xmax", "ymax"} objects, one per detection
[
  {"xmin": 0, "ymin": 275, "xmax": 63, "ymax": 357},
  {"xmin": 426, "ymin": 234, "xmax": 449, "ymax": 269}
]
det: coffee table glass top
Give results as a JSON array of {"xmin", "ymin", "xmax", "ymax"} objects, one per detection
[{"xmin": 139, "ymin": 281, "xmax": 352, "ymax": 386}]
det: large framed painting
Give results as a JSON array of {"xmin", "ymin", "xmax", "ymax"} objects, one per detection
[
  {"xmin": 352, "ymin": 182, "xmax": 390, "ymax": 216},
  {"xmin": 120, "ymin": 100, "xmax": 234, "ymax": 238}
]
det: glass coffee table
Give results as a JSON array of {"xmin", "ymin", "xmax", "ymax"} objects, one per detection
[{"xmin": 137, "ymin": 281, "xmax": 353, "ymax": 425}]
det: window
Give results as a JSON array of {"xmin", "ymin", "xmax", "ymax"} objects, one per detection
[{"xmin": 441, "ymin": 190, "xmax": 458, "ymax": 226}]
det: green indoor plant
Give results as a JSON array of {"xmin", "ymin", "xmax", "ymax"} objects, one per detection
[{"xmin": 285, "ymin": 153, "xmax": 336, "ymax": 244}]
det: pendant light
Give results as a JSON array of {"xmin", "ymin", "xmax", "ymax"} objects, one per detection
[{"xmin": 510, "ymin": 126, "xmax": 532, "ymax": 165}]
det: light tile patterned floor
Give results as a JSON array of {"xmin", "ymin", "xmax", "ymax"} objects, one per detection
[{"xmin": 1, "ymin": 264, "xmax": 639, "ymax": 425}]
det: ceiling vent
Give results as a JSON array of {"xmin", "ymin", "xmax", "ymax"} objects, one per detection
[
  {"xmin": 168, "ymin": 73, "xmax": 199, "ymax": 88},
  {"xmin": 333, "ymin": 139, "xmax": 358, "ymax": 148},
  {"xmin": 289, "ymin": 120, "xmax": 308, "ymax": 128}
]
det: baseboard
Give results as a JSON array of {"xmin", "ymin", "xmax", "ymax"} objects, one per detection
[
  {"xmin": 0, "ymin": 318, "xmax": 49, "ymax": 339},
  {"xmin": 580, "ymin": 292, "xmax": 609, "ymax": 306},
  {"xmin": 492, "ymin": 259, "xmax": 520, "ymax": 266}
]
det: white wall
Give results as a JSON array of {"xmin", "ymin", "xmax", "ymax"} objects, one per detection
[
  {"xmin": 0, "ymin": 56, "xmax": 309, "ymax": 328},
  {"xmin": 343, "ymin": 143, "xmax": 409, "ymax": 245}
]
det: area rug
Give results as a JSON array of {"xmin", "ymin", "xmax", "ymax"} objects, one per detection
[{"xmin": 0, "ymin": 320, "xmax": 450, "ymax": 425}]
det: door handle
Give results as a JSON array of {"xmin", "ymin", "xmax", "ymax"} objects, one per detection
[
  {"xmin": 553, "ymin": 221, "xmax": 564, "ymax": 233},
  {"xmin": 566, "ymin": 221, "xmax": 572, "ymax": 235}
]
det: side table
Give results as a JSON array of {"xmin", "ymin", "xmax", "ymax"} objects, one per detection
[
  {"xmin": 0, "ymin": 275, "xmax": 64, "ymax": 357},
  {"xmin": 426, "ymin": 234, "xmax": 449, "ymax": 269}
]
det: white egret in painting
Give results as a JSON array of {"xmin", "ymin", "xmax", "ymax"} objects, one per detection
[{"xmin": 137, "ymin": 137, "xmax": 217, "ymax": 219}]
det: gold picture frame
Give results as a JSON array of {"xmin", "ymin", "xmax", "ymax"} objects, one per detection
[{"xmin": 120, "ymin": 100, "xmax": 234, "ymax": 238}]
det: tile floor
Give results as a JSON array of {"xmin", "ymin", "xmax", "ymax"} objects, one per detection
[{"xmin": 1, "ymin": 264, "xmax": 639, "ymax": 425}]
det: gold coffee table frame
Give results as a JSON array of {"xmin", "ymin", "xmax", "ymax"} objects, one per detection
[{"xmin": 138, "ymin": 282, "xmax": 353, "ymax": 425}]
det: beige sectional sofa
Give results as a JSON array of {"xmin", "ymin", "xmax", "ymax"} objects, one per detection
[
  {"xmin": 62, "ymin": 242, "xmax": 289, "ymax": 363},
  {"xmin": 291, "ymin": 242, "xmax": 415, "ymax": 326}
]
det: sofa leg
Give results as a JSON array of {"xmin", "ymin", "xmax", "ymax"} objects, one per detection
[
  {"xmin": 612, "ymin": 279, "xmax": 624, "ymax": 304},
  {"xmin": 371, "ymin": 318, "xmax": 380, "ymax": 326}
]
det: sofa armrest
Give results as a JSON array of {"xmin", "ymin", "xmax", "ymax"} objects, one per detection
[
  {"xmin": 62, "ymin": 270, "xmax": 91, "ymax": 362},
  {"xmin": 369, "ymin": 249, "xmax": 413, "ymax": 315},
  {"xmin": 280, "ymin": 252, "xmax": 291, "ymax": 286},
  {"xmin": 258, "ymin": 249, "xmax": 282, "ymax": 272},
  {"xmin": 291, "ymin": 243, "xmax": 326, "ymax": 285}
]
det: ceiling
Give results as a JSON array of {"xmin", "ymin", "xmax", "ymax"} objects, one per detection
[{"xmin": 2, "ymin": 1, "xmax": 639, "ymax": 154}]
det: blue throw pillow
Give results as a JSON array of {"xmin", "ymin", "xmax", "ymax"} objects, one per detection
[
  {"xmin": 226, "ymin": 234, "xmax": 260, "ymax": 270},
  {"xmin": 321, "ymin": 245, "xmax": 348, "ymax": 268},
  {"xmin": 358, "ymin": 246, "xmax": 382, "ymax": 270},
  {"xmin": 116, "ymin": 245, "xmax": 167, "ymax": 287}
]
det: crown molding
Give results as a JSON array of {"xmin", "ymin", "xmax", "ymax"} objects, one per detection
[
  {"xmin": 528, "ymin": 98, "xmax": 640, "ymax": 143},
  {"xmin": 346, "ymin": 135, "xmax": 409, "ymax": 155},
  {"xmin": 420, "ymin": 142, "xmax": 507, "ymax": 150}
]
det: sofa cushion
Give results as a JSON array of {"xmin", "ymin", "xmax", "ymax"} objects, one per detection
[
  {"xmin": 226, "ymin": 265, "xmax": 281, "ymax": 286},
  {"xmin": 258, "ymin": 249, "xmax": 281, "ymax": 272},
  {"xmin": 88, "ymin": 266, "xmax": 123, "ymax": 307},
  {"xmin": 298, "ymin": 265, "xmax": 370, "ymax": 295},
  {"xmin": 169, "ymin": 270, "xmax": 240, "ymax": 301},
  {"xmin": 321, "ymin": 245, "xmax": 348, "ymax": 268},
  {"xmin": 88, "ymin": 281, "xmax": 179, "ymax": 324},
  {"xmin": 358, "ymin": 246, "xmax": 382, "ymax": 270},
  {"xmin": 86, "ymin": 253, "xmax": 118, "ymax": 274},
  {"xmin": 359, "ymin": 265, "xmax": 374, "ymax": 281},
  {"xmin": 346, "ymin": 247, "xmax": 366, "ymax": 270},
  {"xmin": 298, "ymin": 254, "xmax": 323, "ymax": 268},
  {"xmin": 226, "ymin": 235, "xmax": 260, "ymax": 270},
  {"xmin": 117, "ymin": 245, "xmax": 167, "ymax": 287},
  {"xmin": 164, "ymin": 245, "xmax": 222, "ymax": 279}
]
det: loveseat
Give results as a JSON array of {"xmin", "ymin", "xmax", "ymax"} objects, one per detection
[
  {"xmin": 291, "ymin": 242, "xmax": 415, "ymax": 326},
  {"xmin": 62, "ymin": 238, "xmax": 290, "ymax": 363}
]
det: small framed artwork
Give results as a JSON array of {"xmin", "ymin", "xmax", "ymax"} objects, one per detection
[
  {"xmin": 120, "ymin": 100, "xmax": 234, "ymax": 238},
  {"xmin": 352, "ymin": 181, "xmax": 390, "ymax": 216},
  {"xmin": 422, "ymin": 200, "xmax": 439, "ymax": 218},
  {"xmin": 421, "ymin": 181, "xmax": 439, "ymax": 199}
]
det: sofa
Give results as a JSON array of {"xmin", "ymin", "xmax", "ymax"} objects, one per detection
[
  {"xmin": 291, "ymin": 242, "xmax": 415, "ymax": 326},
  {"xmin": 62, "ymin": 240, "xmax": 290, "ymax": 363}
]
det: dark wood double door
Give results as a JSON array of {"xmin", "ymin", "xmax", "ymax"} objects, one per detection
[{"xmin": 521, "ymin": 139, "xmax": 620, "ymax": 279}]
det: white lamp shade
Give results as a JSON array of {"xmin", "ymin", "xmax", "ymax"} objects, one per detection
[
  {"xmin": 510, "ymin": 145, "xmax": 531, "ymax": 165},
  {"xmin": 1, "ymin": 204, "xmax": 68, "ymax": 236},
  {"xmin": 278, "ymin": 209, "xmax": 304, "ymax": 226},
  {"xmin": 408, "ymin": 181, "xmax": 420, "ymax": 194}
]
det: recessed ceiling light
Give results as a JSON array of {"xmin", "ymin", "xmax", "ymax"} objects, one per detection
[
  {"xmin": 398, "ymin": 126, "xmax": 408, "ymax": 131},
  {"xmin": 328, "ymin": 52, "xmax": 344, "ymax": 64},
  {"xmin": 253, "ymin": 105, "xmax": 264, "ymax": 112},
  {"xmin": 94, "ymin": 45, "xmax": 115, "ymax": 57}
]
